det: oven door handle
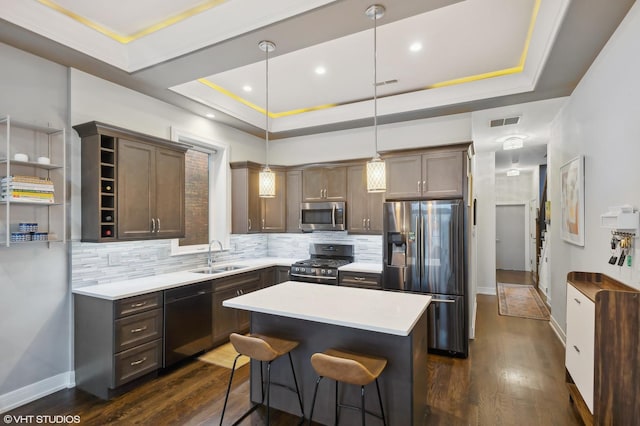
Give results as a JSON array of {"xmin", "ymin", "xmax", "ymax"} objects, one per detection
[{"xmin": 291, "ymin": 273, "xmax": 337, "ymax": 281}]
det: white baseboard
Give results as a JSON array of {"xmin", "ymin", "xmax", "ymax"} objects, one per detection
[
  {"xmin": 477, "ymin": 286, "xmax": 496, "ymax": 295},
  {"xmin": 0, "ymin": 372, "xmax": 74, "ymax": 414},
  {"xmin": 549, "ymin": 313, "xmax": 566, "ymax": 346}
]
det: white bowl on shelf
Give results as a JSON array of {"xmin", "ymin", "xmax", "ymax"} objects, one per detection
[
  {"xmin": 37, "ymin": 156, "xmax": 51, "ymax": 165},
  {"xmin": 14, "ymin": 153, "xmax": 28, "ymax": 162}
]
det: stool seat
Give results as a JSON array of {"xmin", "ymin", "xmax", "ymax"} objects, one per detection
[
  {"xmin": 311, "ymin": 349, "xmax": 387, "ymax": 386},
  {"xmin": 230, "ymin": 333, "xmax": 299, "ymax": 362},
  {"xmin": 220, "ymin": 333, "xmax": 304, "ymax": 425},
  {"xmin": 309, "ymin": 348, "xmax": 388, "ymax": 425}
]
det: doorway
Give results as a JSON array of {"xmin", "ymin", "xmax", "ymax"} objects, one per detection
[{"xmin": 496, "ymin": 204, "xmax": 527, "ymax": 271}]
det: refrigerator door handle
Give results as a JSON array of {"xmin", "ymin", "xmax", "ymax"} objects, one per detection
[
  {"xmin": 431, "ymin": 298, "xmax": 455, "ymax": 303},
  {"xmin": 420, "ymin": 214, "xmax": 425, "ymax": 284}
]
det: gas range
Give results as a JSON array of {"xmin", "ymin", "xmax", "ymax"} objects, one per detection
[{"xmin": 290, "ymin": 243, "xmax": 354, "ymax": 284}]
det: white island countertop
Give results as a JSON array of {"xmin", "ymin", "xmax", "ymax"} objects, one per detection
[{"xmin": 224, "ymin": 281, "xmax": 431, "ymax": 336}]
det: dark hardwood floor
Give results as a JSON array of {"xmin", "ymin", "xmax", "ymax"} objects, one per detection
[
  {"xmin": 496, "ymin": 269, "xmax": 536, "ymax": 286},
  {"xmin": 8, "ymin": 295, "xmax": 579, "ymax": 425}
]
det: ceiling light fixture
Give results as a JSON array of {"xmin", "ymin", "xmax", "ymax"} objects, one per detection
[
  {"xmin": 205, "ymin": 113, "xmax": 215, "ymax": 118},
  {"xmin": 315, "ymin": 66, "xmax": 326, "ymax": 75},
  {"xmin": 242, "ymin": 85, "xmax": 252, "ymax": 92},
  {"xmin": 365, "ymin": 4, "xmax": 386, "ymax": 193},
  {"xmin": 258, "ymin": 40, "xmax": 276, "ymax": 198},
  {"xmin": 503, "ymin": 136, "xmax": 523, "ymax": 150},
  {"xmin": 506, "ymin": 169, "xmax": 520, "ymax": 177},
  {"xmin": 409, "ymin": 42, "xmax": 422, "ymax": 52}
]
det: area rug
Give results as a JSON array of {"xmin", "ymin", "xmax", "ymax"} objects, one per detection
[
  {"xmin": 198, "ymin": 342, "xmax": 250, "ymax": 369},
  {"xmin": 497, "ymin": 283, "xmax": 550, "ymax": 321}
]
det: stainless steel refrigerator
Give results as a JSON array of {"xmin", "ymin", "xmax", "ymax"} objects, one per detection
[{"xmin": 383, "ymin": 200, "xmax": 468, "ymax": 357}]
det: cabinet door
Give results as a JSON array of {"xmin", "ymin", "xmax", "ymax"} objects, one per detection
[
  {"xmin": 367, "ymin": 190, "xmax": 384, "ymax": 233},
  {"xmin": 212, "ymin": 286, "xmax": 240, "ymax": 346},
  {"xmin": 117, "ymin": 139, "xmax": 153, "ymax": 239},
  {"xmin": 262, "ymin": 170, "xmax": 286, "ymax": 232},
  {"xmin": 385, "ymin": 155, "xmax": 422, "ymax": 199},
  {"xmin": 566, "ymin": 284, "xmax": 595, "ymax": 413},
  {"xmin": 275, "ymin": 267, "xmax": 290, "ymax": 284},
  {"xmin": 154, "ymin": 147, "xmax": 185, "ymax": 238},
  {"xmin": 325, "ymin": 166, "xmax": 347, "ymax": 201},
  {"xmin": 236, "ymin": 279, "xmax": 263, "ymax": 332},
  {"xmin": 231, "ymin": 167, "xmax": 262, "ymax": 234},
  {"xmin": 286, "ymin": 170, "xmax": 302, "ymax": 232},
  {"xmin": 302, "ymin": 168, "xmax": 325, "ymax": 201},
  {"xmin": 422, "ymin": 151, "xmax": 464, "ymax": 198},
  {"xmin": 347, "ymin": 165, "xmax": 368, "ymax": 233},
  {"xmin": 247, "ymin": 168, "xmax": 261, "ymax": 233}
]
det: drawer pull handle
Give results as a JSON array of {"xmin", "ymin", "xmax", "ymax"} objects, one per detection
[
  {"xmin": 130, "ymin": 326, "xmax": 148, "ymax": 334},
  {"xmin": 130, "ymin": 357, "xmax": 147, "ymax": 366},
  {"xmin": 354, "ymin": 277, "xmax": 366, "ymax": 281},
  {"xmin": 573, "ymin": 298, "xmax": 581, "ymax": 305},
  {"xmin": 131, "ymin": 302, "xmax": 147, "ymax": 308},
  {"xmin": 573, "ymin": 345, "xmax": 581, "ymax": 354}
]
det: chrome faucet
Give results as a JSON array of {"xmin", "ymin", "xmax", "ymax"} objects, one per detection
[{"xmin": 208, "ymin": 239, "xmax": 223, "ymax": 268}]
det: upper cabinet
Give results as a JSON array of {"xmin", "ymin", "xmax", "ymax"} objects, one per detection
[
  {"xmin": 74, "ymin": 122, "xmax": 190, "ymax": 242},
  {"xmin": 302, "ymin": 166, "xmax": 347, "ymax": 201},
  {"xmin": 347, "ymin": 165, "xmax": 384, "ymax": 234},
  {"xmin": 231, "ymin": 162, "xmax": 286, "ymax": 234},
  {"xmin": 0, "ymin": 116, "xmax": 66, "ymax": 247},
  {"xmin": 385, "ymin": 150, "xmax": 464, "ymax": 200},
  {"xmin": 286, "ymin": 170, "xmax": 302, "ymax": 232}
]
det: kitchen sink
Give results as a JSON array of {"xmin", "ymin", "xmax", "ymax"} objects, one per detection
[{"xmin": 191, "ymin": 265, "xmax": 247, "ymax": 274}]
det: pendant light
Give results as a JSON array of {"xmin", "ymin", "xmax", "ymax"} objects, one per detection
[
  {"xmin": 365, "ymin": 4, "xmax": 386, "ymax": 193},
  {"xmin": 258, "ymin": 40, "xmax": 276, "ymax": 198}
]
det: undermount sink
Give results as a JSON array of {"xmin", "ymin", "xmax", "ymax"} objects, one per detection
[{"xmin": 191, "ymin": 265, "xmax": 247, "ymax": 274}]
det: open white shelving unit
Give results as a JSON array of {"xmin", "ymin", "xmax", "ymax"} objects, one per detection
[{"xmin": 0, "ymin": 115, "xmax": 66, "ymax": 247}]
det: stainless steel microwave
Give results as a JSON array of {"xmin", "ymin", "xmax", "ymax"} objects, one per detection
[{"xmin": 300, "ymin": 202, "xmax": 346, "ymax": 232}]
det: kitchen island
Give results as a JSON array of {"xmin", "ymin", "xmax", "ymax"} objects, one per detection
[{"xmin": 224, "ymin": 281, "xmax": 431, "ymax": 425}]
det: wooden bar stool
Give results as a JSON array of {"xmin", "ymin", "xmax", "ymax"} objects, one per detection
[
  {"xmin": 309, "ymin": 348, "xmax": 387, "ymax": 426},
  {"xmin": 219, "ymin": 333, "xmax": 305, "ymax": 426}
]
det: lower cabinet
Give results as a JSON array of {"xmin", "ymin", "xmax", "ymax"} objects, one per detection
[
  {"xmin": 75, "ymin": 292, "xmax": 163, "ymax": 399},
  {"xmin": 338, "ymin": 271, "xmax": 382, "ymax": 290},
  {"xmin": 211, "ymin": 269, "xmax": 266, "ymax": 346},
  {"xmin": 275, "ymin": 266, "xmax": 291, "ymax": 283}
]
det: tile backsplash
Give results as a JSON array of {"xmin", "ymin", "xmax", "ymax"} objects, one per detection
[{"xmin": 71, "ymin": 232, "xmax": 381, "ymax": 288}]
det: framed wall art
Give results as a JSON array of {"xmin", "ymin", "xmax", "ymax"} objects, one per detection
[{"xmin": 560, "ymin": 155, "xmax": 584, "ymax": 246}]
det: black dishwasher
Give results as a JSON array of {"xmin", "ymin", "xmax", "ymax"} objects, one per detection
[{"xmin": 163, "ymin": 281, "xmax": 213, "ymax": 368}]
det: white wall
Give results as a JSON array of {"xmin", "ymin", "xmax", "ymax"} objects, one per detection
[
  {"xmin": 271, "ymin": 113, "xmax": 472, "ymax": 165},
  {"xmin": 547, "ymin": 2, "xmax": 640, "ymax": 334},
  {"xmin": 474, "ymin": 152, "xmax": 497, "ymax": 294},
  {"xmin": 0, "ymin": 43, "xmax": 71, "ymax": 411}
]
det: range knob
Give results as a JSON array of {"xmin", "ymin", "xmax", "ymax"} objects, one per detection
[{"xmin": 321, "ymin": 269, "xmax": 326, "ymax": 275}]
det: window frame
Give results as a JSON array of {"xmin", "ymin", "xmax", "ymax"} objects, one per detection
[{"xmin": 169, "ymin": 127, "xmax": 231, "ymax": 256}]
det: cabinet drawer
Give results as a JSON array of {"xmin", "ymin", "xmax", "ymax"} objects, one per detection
[
  {"xmin": 113, "ymin": 339, "xmax": 162, "ymax": 387},
  {"xmin": 565, "ymin": 283, "xmax": 595, "ymax": 413},
  {"xmin": 213, "ymin": 270, "xmax": 262, "ymax": 292},
  {"xmin": 114, "ymin": 308, "xmax": 163, "ymax": 352},
  {"xmin": 339, "ymin": 272, "xmax": 382, "ymax": 289},
  {"xmin": 115, "ymin": 292, "xmax": 162, "ymax": 318}
]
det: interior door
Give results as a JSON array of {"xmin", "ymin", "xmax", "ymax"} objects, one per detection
[{"xmin": 496, "ymin": 204, "xmax": 526, "ymax": 270}]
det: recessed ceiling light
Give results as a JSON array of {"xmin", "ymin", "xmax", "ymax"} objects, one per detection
[
  {"xmin": 409, "ymin": 42, "xmax": 422, "ymax": 52},
  {"xmin": 506, "ymin": 169, "xmax": 520, "ymax": 177},
  {"xmin": 243, "ymin": 85, "xmax": 252, "ymax": 92},
  {"xmin": 315, "ymin": 66, "xmax": 326, "ymax": 75},
  {"xmin": 205, "ymin": 113, "xmax": 215, "ymax": 118}
]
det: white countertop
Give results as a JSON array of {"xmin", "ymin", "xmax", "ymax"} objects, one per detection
[
  {"xmin": 223, "ymin": 281, "xmax": 431, "ymax": 336},
  {"xmin": 72, "ymin": 258, "xmax": 300, "ymax": 300},
  {"xmin": 339, "ymin": 262, "xmax": 382, "ymax": 273}
]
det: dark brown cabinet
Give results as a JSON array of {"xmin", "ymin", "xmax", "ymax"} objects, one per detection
[
  {"xmin": 338, "ymin": 271, "xmax": 382, "ymax": 290},
  {"xmin": 275, "ymin": 266, "xmax": 291, "ymax": 283},
  {"xmin": 286, "ymin": 170, "xmax": 303, "ymax": 232},
  {"xmin": 347, "ymin": 165, "xmax": 384, "ymax": 234},
  {"xmin": 231, "ymin": 162, "xmax": 286, "ymax": 234},
  {"xmin": 117, "ymin": 139, "xmax": 185, "ymax": 240},
  {"xmin": 74, "ymin": 292, "xmax": 163, "ymax": 399},
  {"xmin": 385, "ymin": 150, "xmax": 464, "ymax": 200},
  {"xmin": 302, "ymin": 166, "xmax": 347, "ymax": 201},
  {"xmin": 211, "ymin": 270, "xmax": 264, "ymax": 346},
  {"xmin": 74, "ymin": 122, "xmax": 189, "ymax": 242}
]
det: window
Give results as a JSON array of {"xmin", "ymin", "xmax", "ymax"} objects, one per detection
[{"xmin": 170, "ymin": 127, "xmax": 230, "ymax": 255}]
